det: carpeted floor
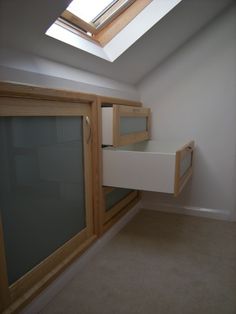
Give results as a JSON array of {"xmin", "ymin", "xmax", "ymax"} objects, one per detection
[{"xmin": 40, "ymin": 210, "xmax": 236, "ymax": 314}]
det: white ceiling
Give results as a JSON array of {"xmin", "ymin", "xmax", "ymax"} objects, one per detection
[{"xmin": 0, "ymin": 0, "xmax": 234, "ymax": 85}]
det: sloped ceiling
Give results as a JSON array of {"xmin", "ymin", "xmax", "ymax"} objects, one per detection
[{"xmin": 0, "ymin": 0, "xmax": 234, "ymax": 85}]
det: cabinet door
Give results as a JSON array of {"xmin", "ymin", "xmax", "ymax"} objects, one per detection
[{"xmin": 0, "ymin": 97, "xmax": 94, "ymax": 310}]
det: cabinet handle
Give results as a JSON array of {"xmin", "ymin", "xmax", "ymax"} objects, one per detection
[{"xmin": 85, "ymin": 116, "xmax": 92, "ymax": 143}]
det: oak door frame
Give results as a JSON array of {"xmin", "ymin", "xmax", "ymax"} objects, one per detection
[{"xmin": 0, "ymin": 82, "xmax": 98, "ymax": 312}]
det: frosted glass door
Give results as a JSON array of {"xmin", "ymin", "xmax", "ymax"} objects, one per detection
[{"xmin": 0, "ymin": 116, "xmax": 88, "ymax": 285}]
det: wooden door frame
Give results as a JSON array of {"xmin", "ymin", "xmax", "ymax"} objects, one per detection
[{"xmin": 0, "ymin": 82, "xmax": 98, "ymax": 313}]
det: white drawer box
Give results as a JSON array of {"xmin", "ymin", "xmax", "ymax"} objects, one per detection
[
  {"xmin": 102, "ymin": 105, "xmax": 151, "ymax": 147},
  {"xmin": 103, "ymin": 140, "xmax": 194, "ymax": 196}
]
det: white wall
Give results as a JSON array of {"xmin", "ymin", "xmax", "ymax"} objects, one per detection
[
  {"xmin": 138, "ymin": 5, "xmax": 236, "ymax": 220},
  {"xmin": 0, "ymin": 48, "xmax": 140, "ymax": 101}
]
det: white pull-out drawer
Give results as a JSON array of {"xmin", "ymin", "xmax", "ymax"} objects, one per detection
[
  {"xmin": 102, "ymin": 105, "xmax": 151, "ymax": 147},
  {"xmin": 103, "ymin": 140, "xmax": 194, "ymax": 196}
]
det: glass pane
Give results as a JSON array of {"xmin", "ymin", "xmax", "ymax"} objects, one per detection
[
  {"xmin": 105, "ymin": 188, "xmax": 132, "ymax": 211},
  {"xmin": 180, "ymin": 152, "xmax": 192, "ymax": 177},
  {"xmin": 0, "ymin": 117, "xmax": 86, "ymax": 285},
  {"xmin": 67, "ymin": 0, "xmax": 115, "ymax": 23},
  {"xmin": 120, "ymin": 116, "xmax": 147, "ymax": 135}
]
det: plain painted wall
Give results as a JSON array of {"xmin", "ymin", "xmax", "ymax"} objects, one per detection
[
  {"xmin": 138, "ymin": 5, "xmax": 236, "ymax": 220},
  {"xmin": 0, "ymin": 48, "xmax": 140, "ymax": 101}
]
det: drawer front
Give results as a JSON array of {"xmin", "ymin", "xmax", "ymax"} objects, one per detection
[
  {"xmin": 103, "ymin": 148, "xmax": 176, "ymax": 194},
  {"xmin": 103, "ymin": 140, "xmax": 194, "ymax": 195},
  {"xmin": 102, "ymin": 105, "xmax": 151, "ymax": 147},
  {"xmin": 174, "ymin": 141, "xmax": 194, "ymax": 196}
]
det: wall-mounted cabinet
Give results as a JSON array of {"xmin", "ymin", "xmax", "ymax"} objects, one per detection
[
  {"xmin": 102, "ymin": 104, "xmax": 151, "ymax": 147},
  {"xmin": 103, "ymin": 140, "xmax": 194, "ymax": 196}
]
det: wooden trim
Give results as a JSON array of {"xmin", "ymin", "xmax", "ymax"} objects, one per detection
[
  {"xmin": 94, "ymin": 97, "xmax": 104, "ymax": 237},
  {"xmin": 117, "ymin": 131, "xmax": 150, "ymax": 147},
  {"xmin": 0, "ymin": 97, "xmax": 90, "ymax": 116},
  {"xmin": 94, "ymin": 0, "xmax": 152, "ymax": 46},
  {"xmin": 174, "ymin": 141, "xmax": 195, "ymax": 196},
  {"xmin": 0, "ymin": 82, "xmax": 140, "ymax": 107},
  {"xmin": 0, "ymin": 91, "xmax": 96, "ymax": 312},
  {"xmin": 174, "ymin": 150, "xmax": 181, "ymax": 196},
  {"xmin": 119, "ymin": 105, "xmax": 150, "ymax": 116},
  {"xmin": 61, "ymin": 10, "xmax": 98, "ymax": 34},
  {"xmin": 4, "ymin": 235, "xmax": 96, "ymax": 314},
  {"xmin": 113, "ymin": 104, "xmax": 120, "ymax": 147},
  {"xmin": 102, "ymin": 194, "xmax": 140, "ymax": 234},
  {"xmin": 10, "ymin": 229, "xmax": 88, "ymax": 300},
  {"xmin": 179, "ymin": 141, "xmax": 195, "ymax": 159},
  {"xmin": 83, "ymin": 110, "xmax": 94, "ymax": 237},
  {"xmin": 94, "ymin": 0, "xmax": 135, "ymax": 30},
  {"xmin": 104, "ymin": 191, "xmax": 138, "ymax": 223},
  {"xmin": 0, "ymin": 82, "xmax": 96, "ymax": 103},
  {"xmin": 0, "ymin": 216, "xmax": 11, "ymax": 312},
  {"xmin": 99, "ymin": 95, "xmax": 142, "ymax": 107},
  {"xmin": 91, "ymin": 99, "xmax": 102, "ymax": 236}
]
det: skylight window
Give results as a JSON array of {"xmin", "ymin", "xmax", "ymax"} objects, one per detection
[
  {"xmin": 60, "ymin": 0, "xmax": 136, "ymax": 39},
  {"xmin": 46, "ymin": 0, "xmax": 183, "ymax": 62},
  {"xmin": 67, "ymin": 0, "xmax": 115, "ymax": 24}
]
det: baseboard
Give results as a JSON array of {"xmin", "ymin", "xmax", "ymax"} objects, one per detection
[
  {"xmin": 21, "ymin": 202, "xmax": 141, "ymax": 314},
  {"xmin": 141, "ymin": 201, "xmax": 232, "ymax": 221}
]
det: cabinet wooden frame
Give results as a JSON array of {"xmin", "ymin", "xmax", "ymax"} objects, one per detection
[
  {"xmin": 96, "ymin": 96, "xmax": 142, "ymax": 235},
  {"xmin": 174, "ymin": 141, "xmax": 195, "ymax": 196},
  {"xmin": 0, "ymin": 82, "xmax": 98, "ymax": 313},
  {"xmin": 113, "ymin": 104, "xmax": 151, "ymax": 147}
]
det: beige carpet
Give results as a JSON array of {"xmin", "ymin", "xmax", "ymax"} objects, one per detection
[{"xmin": 40, "ymin": 210, "xmax": 236, "ymax": 314}]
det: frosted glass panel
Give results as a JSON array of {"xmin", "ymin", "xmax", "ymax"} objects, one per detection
[
  {"xmin": 0, "ymin": 117, "xmax": 86, "ymax": 285},
  {"xmin": 105, "ymin": 188, "xmax": 132, "ymax": 211},
  {"xmin": 180, "ymin": 152, "xmax": 192, "ymax": 177},
  {"xmin": 120, "ymin": 117, "xmax": 147, "ymax": 135}
]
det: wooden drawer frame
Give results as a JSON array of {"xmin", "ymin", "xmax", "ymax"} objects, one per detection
[
  {"xmin": 174, "ymin": 140, "xmax": 195, "ymax": 196},
  {"xmin": 102, "ymin": 104, "xmax": 151, "ymax": 147}
]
